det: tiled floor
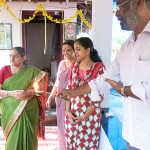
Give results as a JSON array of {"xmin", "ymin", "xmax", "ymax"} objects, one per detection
[{"xmin": 0, "ymin": 126, "xmax": 59, "ymax": 150}]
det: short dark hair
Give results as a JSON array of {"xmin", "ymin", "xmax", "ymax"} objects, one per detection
[{"xmin": 63, "ymin": 40, "xmax": 74, "ymax": 50}]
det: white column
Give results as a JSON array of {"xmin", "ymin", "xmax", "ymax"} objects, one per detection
[{"xmin": 92, "ymin": 0, "xmax": 113, "ymax": 108}]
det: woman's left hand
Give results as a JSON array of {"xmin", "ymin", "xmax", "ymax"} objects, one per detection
[{"xmin": 74, "ymin": 116, "xmax": 84, "ymax": 125}]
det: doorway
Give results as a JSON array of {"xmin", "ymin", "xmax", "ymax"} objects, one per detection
[
  {"xmin": 22, "ymin": 11, "xmax": 63, "ymax": 74},
  {"xmin": 22, "ymin": 11, "xmax": 64, "ymax": 126}
]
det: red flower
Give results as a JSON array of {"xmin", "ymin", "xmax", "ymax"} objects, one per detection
[
  {"xmin": 71, "ymin": 108, "xmax": 76, "ymax": 113},
  {"xmin": 80, "ymin": 138, "xmax": 85, "ymax": 143},
  {"xmin": 82, "ymin": 130, "xmax": 87, "ymax": 134},
  {"xmin": 89, "ymin": 133, "xmax": 93, "ymax": 138},
  {"xmin": 93, "ymin": 144, "xmax": 97, "ymax": 149},
  {"xmin": 96, "ymin": 127, "xmax": 100, "ymax": 132},
  {"xmin": 97, "ymin": 119, "xmax": 100, "ymax": 123},
  {"xmin": 90, "ymin": 125, "xmax": 95, "ymax": 130},
  {"xmin": 87, "ymin": 138, "xmax": 93, "ymax": 142},
  {"xmin": 66, "ymin": 115, "xmax": 69, "ymax": 119},
  {"xmin": 79, "ymin": 143, "xmax": 85, "ymax": 148},
  {"xmin": 84, "ymin": 102, "xmax": 89, "ymax": 107},
  {"xmin": 71, "ymin": 127, "xmax": 76, "ymax": 132},
  {"xmin": 79, "ymin": 95, "xmax": 83, "ymax": 99},
  {"xmin": 66, "ymin": 128, "xmax": 70, "ymax": 133},
  {"xmin": 65, "ymin": 134, "xmax": 69, "ymax": 138},
  {"xmin": 97, "ymin": 114, "xmax": 101, "ymax": 118},
  {"xmin": 77, "ymin": 108, "xmax": 82, "ymax": 113},
  {"xmin": 84, "ymin": 96, "xmax": 90, "ymax": 101},
  {"xmin": 77, "ymin": 103, "xmax": 83, "ymax": 107},
  {"xmin": 93, "ymin": 139, "xmax": 97, "ymax": 144},
  {"xmin": 91, "ymin": 120, "xmax": 95, "ymax": 125},
  {"xmin": 95, "ymin": 132, "xmax": 99, "ymax": 136},
  {"xmin": 82, "ymin": 125, "xmax": 88, "ymax": 130},
  {"xmin": 72, "ymin": 100, "xmax": 76, "ymax": 104},
  {"xmin": 76, "ymin": 134, "xmax": 79, "ymax": 139},
  {"xmin": 66, "ymin": 119, "xmax": 70, "ymax": 125}
]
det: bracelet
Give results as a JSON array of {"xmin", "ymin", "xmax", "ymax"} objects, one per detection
[
  {"xmin": 121, "ymin": 86, "xmax": 128, "ymax": 98},
  {"xmin": 83, "ymin": 116, "xmax": 86, "ymax": 121},
  {"xmin": 6, "ymin": 91, "xmax": 8, "ymax": 97}
]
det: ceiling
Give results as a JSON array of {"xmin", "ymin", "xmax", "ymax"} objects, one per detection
[
  {"xmin": 7, "ymin": 0, "xmax": 92, "ymax": 32},
  {"xmin": 8, "ymin": 0, "xmax": 91, "ymax": 2}
]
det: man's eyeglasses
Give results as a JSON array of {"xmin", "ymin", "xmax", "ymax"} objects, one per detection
[{"xmin": 116, "ymin": 0, "xmax": 129, "ymax": 11}]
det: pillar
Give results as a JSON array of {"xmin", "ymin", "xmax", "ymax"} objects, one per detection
[{"xmin": 92, "ymin": 0, "xmax": 113, "ymax": 108}]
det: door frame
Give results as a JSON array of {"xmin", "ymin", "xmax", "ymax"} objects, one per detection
[{"xmin": 22, "ymin": 11, "xmax": 63, "ymax": 65}]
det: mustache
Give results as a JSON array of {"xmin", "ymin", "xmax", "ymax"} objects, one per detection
[{"xmin": 117, "ymin": 16, "xmax": 123, "ymax": 21}]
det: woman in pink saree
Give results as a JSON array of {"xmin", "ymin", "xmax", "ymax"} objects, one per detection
[{"xmin": 46, "ymin": 40, "xmax": 76, "ymax": 150}]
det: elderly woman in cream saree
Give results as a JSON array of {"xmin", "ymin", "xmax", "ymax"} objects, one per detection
[{"xmin": 0, "ymin": 47, "xmax": 48, "ymax": 150}]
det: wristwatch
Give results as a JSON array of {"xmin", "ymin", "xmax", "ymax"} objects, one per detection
[{"xmin": 121, "ymin": 86, "xmax": 128, "ymax": 98}]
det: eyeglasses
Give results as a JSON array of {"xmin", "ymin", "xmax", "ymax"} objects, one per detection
[{"xmin": 116, "ymin": 0, "xmax": 129, "ymax": 11}]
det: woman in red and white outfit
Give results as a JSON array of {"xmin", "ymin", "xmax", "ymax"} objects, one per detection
[{"xmin": 65, "ymin": 37, "xmax": 105, "ymax": 150}]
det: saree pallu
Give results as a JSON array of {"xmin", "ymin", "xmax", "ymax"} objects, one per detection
[{"xmin": 1, "ymin": 65, "xmax": 48, "ymax": 150}]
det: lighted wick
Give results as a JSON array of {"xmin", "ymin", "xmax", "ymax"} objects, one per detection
[
  {"xmin": 33, "ymin": 83, "xmax": 39, "ymax": 92},
  {"xmin": 33, "ymin": 82, "xmax": 51, "ymax": 95}
]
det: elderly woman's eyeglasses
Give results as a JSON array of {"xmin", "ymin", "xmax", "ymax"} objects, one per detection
[{"xmin": 116, "ymin": 0, "xmax": 129, "ymax": 11}]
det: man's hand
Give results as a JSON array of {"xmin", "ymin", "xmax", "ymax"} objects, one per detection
[
  {"xmin": 105, "ymin": 78, "xmax": 123, "ymax": 94},
  {"xmin": 105, "ymin": 78, "xmax": 141, "ymax": 100},
  {"xmin": 57, "ymin": 89, "xmax": 72, "ymax": 100}
]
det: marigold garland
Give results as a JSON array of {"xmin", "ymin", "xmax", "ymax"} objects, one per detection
[{"xmin": 0, "ymin": 0, "xmax": 92, "ymax": 29}]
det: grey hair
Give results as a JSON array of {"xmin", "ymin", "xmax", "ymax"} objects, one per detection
[
  {"xmin": 12, "ymin": 47, "xmax": 27, "ymax": 65},
  {"xmin": 12, "ymin": 47, "xmax": 26, "ymax": 57}
]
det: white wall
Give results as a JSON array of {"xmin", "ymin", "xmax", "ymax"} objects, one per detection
[{"xmin": 0, "ymin": 2, "xmax": 77, "ymax": 69}]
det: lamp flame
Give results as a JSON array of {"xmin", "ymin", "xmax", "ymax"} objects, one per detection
[{"xmin": 33, "ymin": 83, "xmax": 38, "ymax": 92}]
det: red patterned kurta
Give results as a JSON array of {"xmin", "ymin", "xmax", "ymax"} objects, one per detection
[{"xmin": 65, "ymin": 62, "xmax": 105, "ymax": 150}]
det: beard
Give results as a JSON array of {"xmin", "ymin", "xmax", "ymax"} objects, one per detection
[{"xmin": 120, "ymin": 4, "xmax": 138, "ymax": 31}]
